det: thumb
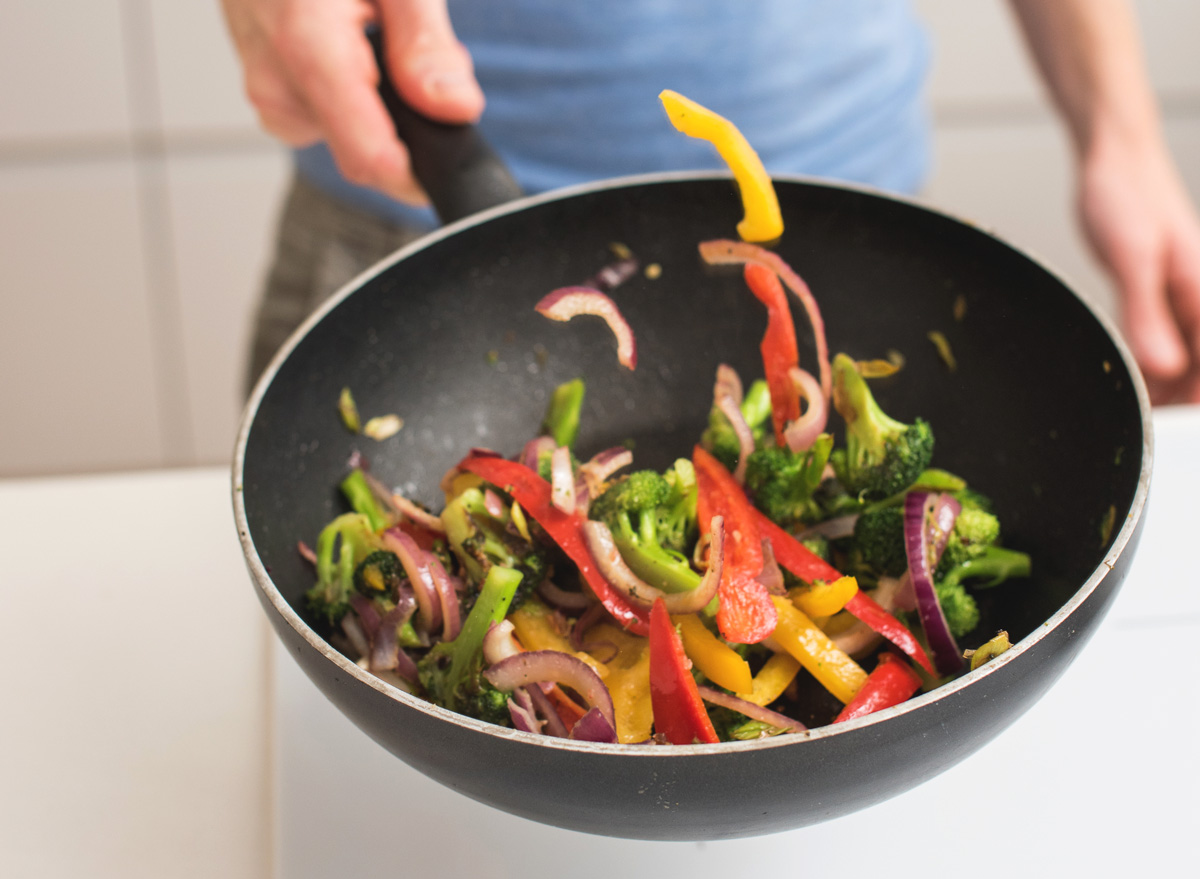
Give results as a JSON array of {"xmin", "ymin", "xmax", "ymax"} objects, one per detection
[{"xmin": 376, "ymin": 0, "xmax": 485, "ymax": 124}]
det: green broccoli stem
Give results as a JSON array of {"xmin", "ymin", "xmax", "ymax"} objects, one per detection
[
  {"xmin": 740, "ymin": 378, "xmax": 773, "ymax": 429},
  {"xmin": 833, "ymin": 353, "xmax": 905, "ymax": 447},
  {"xmin": 442, "ymin": 565, "xmax": 524, "ymax": 708},
  {"xmin": 613, "ymin": 532, "xmax": 702, "ymax": 593},
  {"xmin": 939, "ymin": 546, "xmax": 1032, "ymax": 591},
  {"xmin": 542, "ymin": 378, "xmax": 585, "ymax": 448},
  {"xmin": 340, "ymin": 469, "xmax": 390, "ymax": 532}
]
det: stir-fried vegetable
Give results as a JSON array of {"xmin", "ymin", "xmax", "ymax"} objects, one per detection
[{"xmin": 298, "ymin": 91, "xmax": 1032, "ymax": 745}]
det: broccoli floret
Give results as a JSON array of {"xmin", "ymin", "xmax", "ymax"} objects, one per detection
[
  {"xmin": 541, "ymin": 378, "xmax": 585, "ymax": 449},
  {"xmin": 589, "ymin": 464, "xmax": 701, "ymax": 594},
  {"xmin": 936, "ymin": 506, "xmax": 1002, "ymax": 574},
  {"xmin": 353, "ymin": 550, "xmax": 403, "ymax": 598},
  {"xmin": 442, "ymin": 487, "xmax": 547, "ymax": 609},
  {"xmin": 830, "ymin": 353, "xmax": 934, "ymax": 502},
  {"xmin": 700, "ymin": 378, "xmax": 772, "ymax": 472},
  {"xmin": 934, "ymin": 545, "xmax": 1032, "ymax": 638},
  {"xmin": 418, "ymin": 565, "xmax": 524, "ymax": 717},
  {"xmin": 743, "ymin": 434, "xmax": 834, "ymax": 527},
  {"xmin": 458, "ymin": 679, "xmax": 513, "ymax": 728},
  {"xmin": 939, "ymin": 545, "xmax": 1032, "ymax": 592},
  {"xmin": 852, "ymin": 505, "xmax": 908, "ymax": 577},
  {"xmin": 799, "ymin": 533, "xmax": 830, "ymax": 563},
  {"xmin": 305, "ymin": 512, "xmax": 377, "ymax": 628},
  {"xmin": 934, "ymin": 579, "xmax": 980, "ymax": 638}
]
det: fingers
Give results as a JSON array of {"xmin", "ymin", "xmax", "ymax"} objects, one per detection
[
  {"xmin": 376, "ymin": 0, "xmax": 485, "ymax": 123},
  {"xmin": 274, "ymin": 3, "xmax": 428, "ymax": 204}
]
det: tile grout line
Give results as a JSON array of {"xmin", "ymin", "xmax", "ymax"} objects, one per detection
[{"xmin": 118, "ymin": 0, "xmax": 195, "ymax": 467}]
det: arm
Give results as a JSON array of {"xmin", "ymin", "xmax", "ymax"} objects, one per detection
[
  {"xmin": 1006, "ymin": 0, "xmax": 1200, "ymax": 404},
  {"xmin": 219, "ymin": 0, "xmax": 484, "ymax": 205}
]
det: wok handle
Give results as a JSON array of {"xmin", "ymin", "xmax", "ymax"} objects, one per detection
[{"xmin": 369, "ymin": 28, "xmax": 523, "ymax": 225}]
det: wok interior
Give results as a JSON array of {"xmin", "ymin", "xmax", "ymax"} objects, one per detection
[{"xmin": 243, "ymin": 177, "xmax": 1144, "ymax": 673}]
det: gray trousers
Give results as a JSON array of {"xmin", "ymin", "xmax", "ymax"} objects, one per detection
[{"xmin": 245, "ymin": 174, "xmax": 425, "ymax": 393}]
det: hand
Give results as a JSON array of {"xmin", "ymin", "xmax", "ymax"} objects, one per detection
[
  {"xmin": 219, "ymin": 0, "xmax": 485, "ymax": 205},
  {"xmin": 1077, "ymin": 134, "xmax": 1200, "ymax": 405}
]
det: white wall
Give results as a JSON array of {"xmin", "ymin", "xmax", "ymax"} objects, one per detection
[{"xmin": 1, "ymin": 1, "xmax": 1197, "ymax": 477}]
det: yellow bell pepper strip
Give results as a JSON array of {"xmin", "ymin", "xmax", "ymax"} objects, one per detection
[
  {"xmin": 743, "ymin": 652, "xmax": 802, "ymax": 708},
  {"xmin": 754, "ymin": 507, "xmax": 936, "ymax": 676},
  {"xmin": 589, "ymin": 622, "xmax": 654, "ymax": 743},
  {"xmin": 659, "ymin": 89, "xmax": 783, "ymax": 243},
  {"xmin": 508, "ymin": 598, "xmax": 608, "ymax": 679},
  {"xmin": 692, "ymin": 445, "xmax": 777, "ymax": 644},
  {"xmin": 673, "ymin": 613, "xmax": 754, "ymax": 695},
  {"xmin": 649, "ymin": 598, "xmax": 720, "ymax": 744},
  {"xmin": 768, "ymin": 595, "xmax": 867, "ymax": 705},
  {"xmin": 790, "ymin": 575, "xmax": 859, "ymax": 618},
  {"xmin": 833, "ymin": 652, "xmax": 923, "ymax": 723}
]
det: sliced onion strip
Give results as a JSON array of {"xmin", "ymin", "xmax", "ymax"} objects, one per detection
[
  {"xmin": 713, "ymin": 364, "xmax": 755, "ymax": 483},
  {"xmin": 582, "ymin": 517, "xmax": 724, "ymax": 614},
  {"xmin": 699, "ymin": 240, "xmax": 831, "ymax": 399},
  {"xmin": 549, "ymin": 445, "xmax": 576, "ymax": 514},
  {"xmin": 484, "ymin": 650, "xmax": 616, "ymax": 730},
  {"xmin": 535, "ymin": 286, "xmax": 637, "ymax": 370},
  {"xmin": 782, "ymin": 366, "xmax": 828, "ymax": 453},
  {"xmin": 695, "ymin": 685, "xmax": 806, "ymax": 734},
  {"xmin": 569, "ymin": 707, "xmax": 619, "ymax": 743},
  {"xmin": 904, "ymin": 491, "xmax": 963, "ymax": 675},
  {"xmin": 381, "ymin": 529, "xmax": 442, "ymax": 635}
]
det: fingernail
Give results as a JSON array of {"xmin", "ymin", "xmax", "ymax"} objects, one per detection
[{"xmin": 423, "ymin": 68, "xmax": 482, "ymax": 103}]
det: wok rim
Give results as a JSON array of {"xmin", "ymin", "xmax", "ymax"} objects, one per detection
[{"xmin": 232, "ymin": 169, "xmax": 1154, "ymax": 758}]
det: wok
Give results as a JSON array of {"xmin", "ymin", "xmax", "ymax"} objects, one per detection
[{"xmin": 233, "ymin": 80, "xmax": 1151, "ymax": 839}]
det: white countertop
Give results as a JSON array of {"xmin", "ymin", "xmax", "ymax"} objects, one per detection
[{"xmin": 4, "ymin": 407, "xmax": 1198, "ymax": 878}]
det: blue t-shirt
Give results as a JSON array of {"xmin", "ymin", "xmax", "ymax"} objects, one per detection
[{"xmin": 296, "ymin": 0, "xmax": 931, "ymax": 229}]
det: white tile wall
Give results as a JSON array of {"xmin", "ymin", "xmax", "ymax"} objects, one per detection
[
  {"xmin": 0, "ymin": 1, "xmax": 1197, "ymax": 477},
  {"xmin": 0, "ymin": 1, "xmax": 133, "ymax": 144},
  {"xmin": 0, "ymin": 158, "xmax": 168, "ymax": 473},
  {"xmin": 166, "ymin": 148, "xmax": 290, "ymax": 463}
]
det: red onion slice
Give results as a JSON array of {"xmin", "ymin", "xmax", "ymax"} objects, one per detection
[
  {"xmin": 795, "ymin": 514, "xmax": 859, "ymax": 542},
  {"xmin": 698, "ymin": 240, "xmax": 831, "ymax": 400},
  {"xmin": 537, "ymin": 578, "xmax": 594, "ymax": 612},
  {"xmin": 535, "ymin": 286, "xmax": 637, "ymax": 370},
  {"xmin": 583, "ymin": 254, "xmax": 639, "ymax": 292},
  {"xmin": 525, "ymin": 684, "xmax": 569, "ymax": 738},
  {"xmin": 549, "ymin": 445, "xmax": 576, "ymax": 514},
  {"xmin": 904, "ymin": 491, "xmax": 964, "ymax": 675},
  {"xmin": 507, "ymin": 688, "xmax": 543, "ymax": 734},
  {"xmin": 695, "ymin": 686, "xmax": 807, "ymax": 734},
  {"xmin": 714, "ymin": 364, "xmax": 755, "ymax": 483},
  {"xmin": 520, "ymin": 435, "xmax": 557, "ymax": 472},
  {"xmin": 427, "ymin": 555, "xmax": 462, "ymax": 642},
  {"xmin": 569, "ymin": 707, "xmax": 619, "ymax": 743},
  {"xmin": 381, "ymin": 529, "xmax": 442, "ymax": 635},
  {"xmin": 757, "ymin": 538, "xmax": 786, "ymax": 596},
  {"xmin": 482, "ymin": 619, "xmax": 523, "ymax": 665},
  {"xmin": 782, "ymin": 366, "xmax": 828, "ymax": 453},
  {"xmin": 582, "ymin": 517, "xmax": 724, "ymax": 614},
  {"xmin": 484, "ymin": 649, "xmax": 616, "ymax": 731}
]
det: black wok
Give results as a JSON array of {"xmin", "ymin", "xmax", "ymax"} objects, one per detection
[{"xmin": 233, "ymin": 166, "xmax": 1150, "ymax": 839}]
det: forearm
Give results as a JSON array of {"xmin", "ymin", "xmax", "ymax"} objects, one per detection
[{"xmin": 1005, "ymin": 0, "xmax": 1165, "ymax": 160}]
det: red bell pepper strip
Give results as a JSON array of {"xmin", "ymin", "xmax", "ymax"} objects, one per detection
[
  {"xmin": 752, "ymin": 508, "xmax": 936, "ymax": 676},
  {"xmin": 648, "ymin": 598, "xmax": 719, "ymax": 744},
  {"xmin": 834, "ymin": 652, "xmax": 923, "ymax": 723},
  {"xmin": 460, "ymin": 453, "xmax": 649, "ymax": 634},
  {"xmin": 743, "ymin": 262, "xmax": 800, "ymax": 447},
  {"xmin": 692, "ymin": 446, "xmax": 777, "ymax": 644}
]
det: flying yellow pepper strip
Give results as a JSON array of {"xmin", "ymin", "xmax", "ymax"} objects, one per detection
[
  {"xmin": 673, "ymin": 614, "xmax": 754, "ymax": 695},
  {"xmin": 789, "ymin": 575, "xmax": 859, "ymax": 619},
  {"xmin": 743, "ymin": 651, "xmax": 802, "ymax": 707},
  {"xmin": 768, "ymin": 596, "xmax": 867, "ymax": 704},
  {"xmin": 659, "ymin": 89, "xmax": 784, "ymax": 243}
]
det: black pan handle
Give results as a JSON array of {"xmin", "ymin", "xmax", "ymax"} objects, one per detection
[{"xmin": 368, "ymin": 28, "xmax": 523, "ymax": 225}]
